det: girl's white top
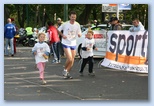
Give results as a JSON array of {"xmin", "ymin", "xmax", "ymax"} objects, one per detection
[{"xmin": 32, "ymin": 42, "xmax": 50, "ymax": 64}]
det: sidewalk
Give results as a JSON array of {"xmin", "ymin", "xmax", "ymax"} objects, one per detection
[{"xmin": 4, "ymin": 47, "xmax": 148, "ymax": 100}]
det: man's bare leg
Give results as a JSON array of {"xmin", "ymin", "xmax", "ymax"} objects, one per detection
[
  {"xmin": 63, "ymin": 48, "xmax": 72, "ymax": 72},
  {"xmin": 63, "ymin": 48, "xmax": 76, "ymax": 72},
  {"xmin": 69, "ymin": 50, "xmax": 76, "ymax": 70}
]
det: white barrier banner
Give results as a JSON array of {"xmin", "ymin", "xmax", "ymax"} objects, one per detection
[
  {"xmin": 101, "ymin": 30, "xmax": 148, "ymax": 73},
  {"xmin": 93, "ymin": 30, "xmax": 107, "ymax": 52}
]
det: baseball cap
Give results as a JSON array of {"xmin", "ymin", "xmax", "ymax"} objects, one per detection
[
  {"xmin": 94, "ymin": 20, "xmax": 97, "ymax": 23},
  {"xmin": 109, "ymin": 17, "xmax": 118, "ymax": 22},
  {"xmin": 112, "ymin": 17, "xmax": 118, "ymax": 21},
  {"xmin": 57, "ymin": 18, "xmax": 61, "ymax": 21}
]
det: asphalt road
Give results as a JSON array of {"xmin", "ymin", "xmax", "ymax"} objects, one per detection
[{"xmin": 4, "ymin": 47, "xmax": 148, "ymax": 100}]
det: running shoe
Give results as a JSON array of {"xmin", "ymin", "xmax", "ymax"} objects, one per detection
[
  {"xmin": 79, "ymin": 72, "xmax": 83, "ymax": 76},
  {"xmin": 42, "ymin": 80, "xmax": 47, "ymax": 85},
  {"xmin": 88, "ymin": 72, "xmax": 95, "ymax": 76},
  {"xmin": 62, "ymin": 69, "xmax": 67, "ymax": 76},
  {"xmin": 63, "ymin": 72, "xmax": 73, "ymax": 79}
]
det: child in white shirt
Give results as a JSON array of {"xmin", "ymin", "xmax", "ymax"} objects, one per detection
[
  {"xmin": 79, "ymin": 30, "xmax": 98, "ymax": 76},
  {"xmin": 32, "ymin": 32, "xmax": 50, "ymax": 84}
]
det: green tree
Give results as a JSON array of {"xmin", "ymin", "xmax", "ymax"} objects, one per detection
[{"xmin": 4, "ymin": 4, "xmax": 148, "ymax": 30}]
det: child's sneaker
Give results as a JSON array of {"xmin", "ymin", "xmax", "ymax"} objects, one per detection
[
  {"xmin": 79, "ymin": 72, "xmax": 83, "ymax": 76},
  {"xmin": 88, "ymin": 72, "xmax": 95, "ymax": 76},
  {"xmin": 58, "ymin": 60, "xmax": 61, "ymax": 63},
  {"xmin": 52, "ymin": 59, "xmax": 59, "ymax": 64},
  {"xmin": 42, "ymin": 80, "xmax": 47, "ymax": 85}
]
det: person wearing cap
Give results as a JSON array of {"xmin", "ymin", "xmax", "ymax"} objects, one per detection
[
  {"xmin": 108, "ymin": 17, "xmax": 122, "ymax": 30},
  {"xmin": 4, "ymin": 18, "xmax": 16, "ymax": 56},
  {"xmin": 56, "ymin": 18, "xmax": 63, "ymax": 28},
  {"xmin": 107, "ymin": 17, "xmax": 114, "ymax": 30},
  {"xmin": 91, "ymin": 20, "xmax": 98, "ymax": 27},
  {"xmin": 112, "ymin": 17, "xmax": 122, "ymax": 30},
  {"xmin": 55, "ymin": 18, "xmax": 63, "ymax": 29},
  {"xmin": 91, "ymin": 19, "xmax": 101, "ymax": 30}
]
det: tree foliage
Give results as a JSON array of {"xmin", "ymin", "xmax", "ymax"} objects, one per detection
[{"xmin": 4, "ymin": 4, "xmax": 148, "ymax": 29}]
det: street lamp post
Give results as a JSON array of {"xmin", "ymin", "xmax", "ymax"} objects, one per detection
[
  {"xmin": 54, "ymin": 13, "xmax": 56, "ymax": 23},
  {"xmin": 116, "ymin": 4, "xmax": 119, "ymax": 19},
  {"xmin": 64, "ymin": 4, "xmax": 68, "ymax": 22},
  {"xmin": 26, "ymin": 4, "xmax": 29, "ymax": 26}
]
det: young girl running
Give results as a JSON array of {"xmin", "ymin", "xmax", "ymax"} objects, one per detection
[{"xmin": 32, "ymin": 32, "xmax": 50, "ymax": 84}]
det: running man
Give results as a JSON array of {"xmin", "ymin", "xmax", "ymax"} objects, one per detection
[{"xmin": 58, "ymin": 11, "xmax": 81, "ymax": 79}]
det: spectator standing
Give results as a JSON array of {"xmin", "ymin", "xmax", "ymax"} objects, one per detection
[
  {"xmin": 58, "ymin": 11, "xmax": 81, "ymax": 79},
  {"xmin": 129, "ymin": 18, "xmax": 147, "ymax": 64},
  {"xmin": 4, "ymin": 18, "xmax": 16, "ymax": 56},
  {"xmin": 32, "ymin": 32, "xmax": 50, "ymax": 84},
  {"xmin": 79, "ymin": 29, "xmax": 98, "ymax": 76},
  {"xmin": 109, "ymin": 17, "xmax": 122, "ymax": 61},
  {"xmin": 112, "ymin": 17, "xmax": 122, "ymax": 30},
  {"xmin": 11, "ymin": 18, "xmax": 18, "ymax": 54},
  {"xmin": 47, "ymin": 21, "xmax": 61, "ymax": 63},
  {"xmin": 91, "ymin": 20, "xmax": 98, "ymax": 27},
  {"xmin": 129, "ymin": 18, "xmax": 145, "ymax": 32},
  {"xmin": 56, "ymin": 18, "xmax": 63, "ymax": 28},
  {"xmin": 25, "ymin": 27, "xmax": 33, "ymax": 39},
  {"xmin": 107, "ymin": 17, "xmax": 114, "ymax": 30},
  {"xmin": 56, "ymin": 18, "xmax": 64, "ymax": 57},
  {"xmin": 108, "ymin": 17, "xmax": 122, "ymax": 30}
]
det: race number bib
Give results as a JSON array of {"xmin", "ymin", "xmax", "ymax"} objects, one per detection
[
  {"xmin": 67, "ymin": 30, "xmax": 76, "ymax": 41},
  {"xmin": 37, "ymin": 48, "xmax": 44, "ymax": 57}
]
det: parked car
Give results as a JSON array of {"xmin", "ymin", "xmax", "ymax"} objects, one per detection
[{"xmin": 76, "ymin": 24, "xmax": 133, "ymax": 58}]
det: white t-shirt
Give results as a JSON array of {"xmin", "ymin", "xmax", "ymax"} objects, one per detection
[
  {"xmin": 81, "ymin": 38, "xmax": 95, "ymax": 58},
  {"xmin": 129, "ymin": 22, "xmax": 145, "ymax": 32},
  {"xmin": 58, "ymin": 21, "xmax": 81, "ymax": 46},
  {"xmin": 32, "ymin": 42, "xmax": 50, "ymax": 64}
]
